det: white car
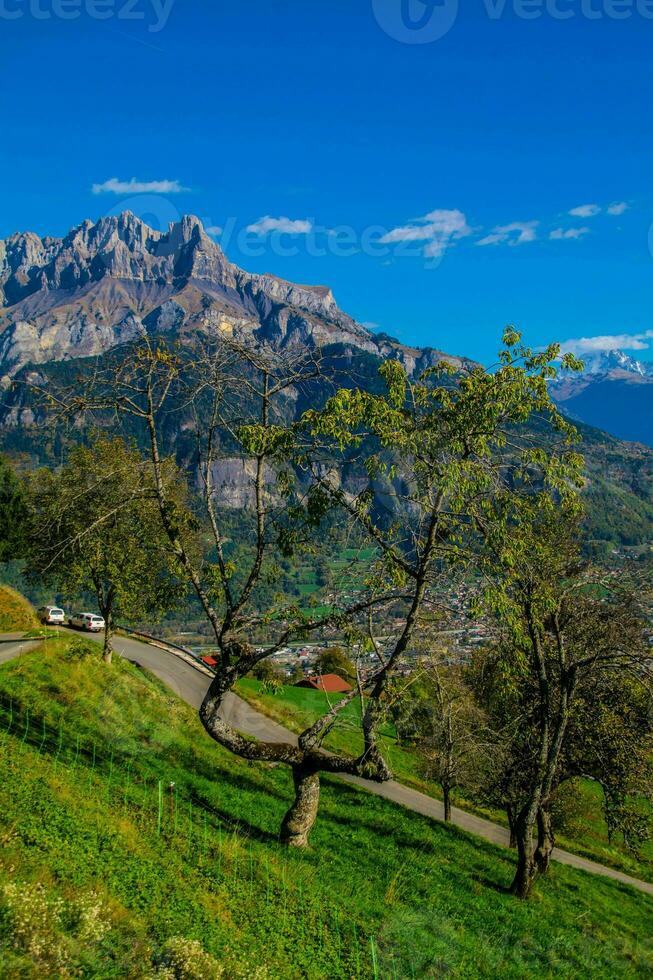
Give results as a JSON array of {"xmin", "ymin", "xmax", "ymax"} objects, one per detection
[
  {"xmin": 68, "ymin": 612, "xmax": 106, "ymax": 632},
  {"xmin": 38, "ymin": 605, "xmax": 65, "ymax": 625}
]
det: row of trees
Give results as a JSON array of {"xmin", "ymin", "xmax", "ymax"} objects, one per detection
[
  {"xmin": 393, "ymin": 513, "xmax": 652, "ymax": 897},
  {"xmin": 5, "ymin": 327, "xmax": 650, "ymax": 898}
]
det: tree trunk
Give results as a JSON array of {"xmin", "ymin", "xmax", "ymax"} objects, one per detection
[
  {"xmin": 443, "ymin": 784, "xmax": 452, "ymax": 822},
  {"xmin": 510, "ymin": 809, "xmax": 538, "ymax": 899},
  {"xmin": 280, "ymin": 766, "xmax": 320, "ymax": 848},
  {"xmin": 102, "ymin": 611, "xmax": 113, "ymax": 665},
  {"xmin": 507, "ymin": 805, "xmax": 517, "ymax": 849},
  {"xmin": 535, "ymin": 807, "xmax": 554, "ymax": 876}
]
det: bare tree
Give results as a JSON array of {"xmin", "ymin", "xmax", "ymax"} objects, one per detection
[
  {"xmin": 414, "ymin": 658, "xmax": 493, "ymax": 822},
  {"xmin": 39, "ymin": 336, "xmax": 405, "ymax": 844}
]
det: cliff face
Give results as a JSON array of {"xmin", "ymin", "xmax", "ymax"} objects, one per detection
[{"xmin": 0, "ymin": 211, "xmax": 467, "ymax": 384}]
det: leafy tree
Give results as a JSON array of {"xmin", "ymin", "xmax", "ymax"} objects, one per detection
[
  {"xmin": 315, "ymin": 646, "xmax": 355, "ymax": 681},
  {"xmin": 0, "ymin": 455, "xmax": 29, "ymax": 562},
  {"xmin": 252, "ymin": 659, "xmax": 284, "ymax": 684},
  {"xmin": 560, "ymin": 649, "xmax": 653, "ymax": 855},
  {"xmin": 40, "ymin": 329, "xmax": 585, "ymax": 848},
  {"xmin": 315, "ymin": 557, "xmax": 330, "ymax": 587},
  {"xmin": 288, "ymin": 663, "xmax": 305, "ymax": 684},
  {"xmin": 302, "ymin": 329, "xmax": 584, "ymax": 795},
  {"xmin": 477, "ymin": 507, "xmax": 653, "ymax": 898},
  {"xmin": 26, "ymin": 435, "xmax": 186, "ymax": 663}
]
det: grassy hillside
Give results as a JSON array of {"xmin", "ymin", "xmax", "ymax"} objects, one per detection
[
  {"xmin": 0, "ymin": 584, "xmax": 38, "ymax": 632},
  {"xmin": 236, "ymin": 679, "xmax": 653, "ymax": 885},
  {"xmin": 0, "ymin": 640, "xmax": 652, "ymax": 978}
]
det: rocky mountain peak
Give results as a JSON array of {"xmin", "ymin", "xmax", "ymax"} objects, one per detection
[{"xmin": 0, "ymin": 211, "xmax": 468, "ymax": 384}]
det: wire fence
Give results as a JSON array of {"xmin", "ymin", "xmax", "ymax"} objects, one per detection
[{"xmin": 0, "ymin": 692, "xmax": 387, "ymax": 978}]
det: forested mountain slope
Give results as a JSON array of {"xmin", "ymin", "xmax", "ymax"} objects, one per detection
[{"xmin": 1, "ymin": 212, "xmax": 651, "ymax": 551}]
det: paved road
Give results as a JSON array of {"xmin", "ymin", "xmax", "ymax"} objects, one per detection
[
  {"xmin": 0, "ymin": 637, "xmax": 42, "ymax": 665},
  {"xmin": 3, "ymin": 628, "xmax": 652, "ymax": 897}
]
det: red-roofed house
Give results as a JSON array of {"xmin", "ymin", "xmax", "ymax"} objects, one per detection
[{"xmin": 295, "ymin": 674, "xmax": 352, "ymax": 693}]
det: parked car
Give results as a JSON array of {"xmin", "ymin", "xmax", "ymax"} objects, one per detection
[
  {"xmin": 37, "ymin": 605, "xmax": 65, "ymax": 626},
  {"xmin": 68, "ymin": 612, "xmax": 106, "ymax": 632}
]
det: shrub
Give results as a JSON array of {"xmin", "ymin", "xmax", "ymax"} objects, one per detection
[
  {"xmin": 153, "ymin": 937, "xmax": 224, "ymax": 979},
  {"xmin": 64, "ymin": 637, "xmax": 98, "ymax": 661},
  {"xmin": 1, "ymin": 880, "xmax": 69, "ymax": 970}
]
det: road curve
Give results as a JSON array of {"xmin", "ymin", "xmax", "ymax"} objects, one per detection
[{"xmin": 3, "ymin": 628, "xmax": 652, "ymax": 897}]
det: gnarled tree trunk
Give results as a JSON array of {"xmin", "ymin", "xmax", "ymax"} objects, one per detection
[
  {"xmin": 510, "ymin": 805, "xmax": 539, "ymax": 899},
  {"xmin": 199, "ymin": 668, "xmax": 391, "ymax": 848},
  {"xmin": 280, "ymin": 766, "xmax": 321, "ymax": 848}
]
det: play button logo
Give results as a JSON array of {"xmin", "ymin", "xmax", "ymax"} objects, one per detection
[{"xmin": 372, "ymin": 0, "xmax": 459, "ymax": 43}]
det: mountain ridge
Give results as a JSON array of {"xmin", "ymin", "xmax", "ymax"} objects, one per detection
[
  {"xmin": 1, "ymin": 212, "xmax": 652, "ymax": 552},
  {"xmin": 0, "ymin": 211, "xmax": 470, "ymax": 383},
  {"xmin": 572, "ymin": 349, "xmax": 653, "ymax": 378},
  {"xmin": 550, "ymin": 348, "xmax": 653, "ymax": 447}
]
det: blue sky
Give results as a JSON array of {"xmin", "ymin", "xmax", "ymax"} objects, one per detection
[{"xmin": 1, "ymin": 0, "xmax": 652, "ymax": 365}]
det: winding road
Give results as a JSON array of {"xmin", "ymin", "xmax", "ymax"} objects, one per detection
[{"xmin": 2, "ymin": 628, "xmax": 652, "ymax": 897}]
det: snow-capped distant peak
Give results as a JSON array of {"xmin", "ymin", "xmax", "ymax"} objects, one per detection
[{"xmin": 578, "ymin": 349, "xmax": 653, "ymax": 377}]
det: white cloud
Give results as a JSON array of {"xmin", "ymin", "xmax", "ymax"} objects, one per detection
[
  {"xmin": 92, "ymin": 177, "xmax": 189, "ymax": 195},
  {"xmin": 205, "ymin": 225, "xmax": 223, "ymax": 236},
  {"xmin": 607, "ymin": 201, "xmax": 629, "ymax": 216},
  {"xmin": 424, "ymin": 239, "xmax": 449, "ymax": 258},
  {"xmin": 423, "ymin": 208, "xmax": 473, "ymax": 234},
  {"xmin": 569, "ymin": 203, "xmax": 601, "ymax": 218},
  {"xmin": 560, "ymin": 330, "xmax": 653, "ymax": 354},
  {"xmin": 381, "ymin": 224, "xmax": 434, "ymax": 243},
  {"xmin": 380, "ymin": 208, "xmax": 472, "ymax": 259},
  {"xmin": 476, "ymin": 221, "xmax": 539, "ymax": 247},
  {"xmin": 246, "ymin": 215, "xmax": 313, "ymax": 235},
  {"xmin": 550, "ymin": 227, "xmax": 590, "ymax": 241}
]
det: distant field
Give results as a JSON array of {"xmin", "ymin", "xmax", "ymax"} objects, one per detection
[
  {"xmin": 236, "ymin": 679, "xmax": 653, "ymax": 885},
  {"xmin": 1, "ymin": 641, "xmax": 652, "ymax": 977},
  {"xmin": 286, "ymin": 546, "xmax": 378, "ymax": 602}
]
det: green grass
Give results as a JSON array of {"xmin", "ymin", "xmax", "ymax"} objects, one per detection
[
  {"xmin": 0, "ymin": 641, "xmax": 652, "ymax": 978},
  {"xmin": 554, "ymin": 779, "xmax": 653, "ymax": 884},
  {"xmin": 0, "ymin": 584, "xmax": 38, "ymax": 632},
  {"xmin": 276, "ymin": 546, "xmax": 378, "ymax": 610},
  {"xmin": 236, "ymin": 677, "xmax": 432, "ymax": 794},
  {"xmin": 236, "ymin": 679, "xmax": 653, "ymax": 885}
]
